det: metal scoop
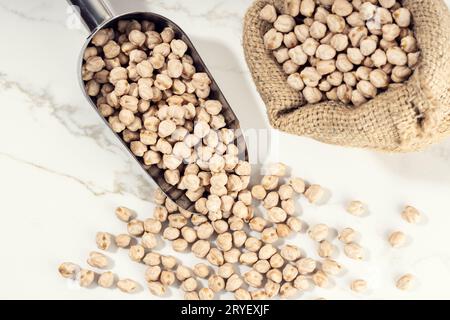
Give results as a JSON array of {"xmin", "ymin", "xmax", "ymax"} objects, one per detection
[{"xmin": 68, "ymin": 0, "xmax": 248, "ymax": 211}]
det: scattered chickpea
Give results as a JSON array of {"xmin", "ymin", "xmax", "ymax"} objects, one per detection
[
  {"xmin": 304, "ymin": 184, "xmax": 325, "ymax": 203},
  {"xmin": 148, "ymin": 281, "xmax": 166, "ymax": 296},
  {"xmin": 308, "ymin": 224, "xmax": 329, "ymax": 242},
  {"xmin": 346, "ymin": 200, "xmax": 366, "ymax": 216},
  {"xmin": 208, "ymin": 275, "xmax": 225, "ymax": 293},
  {"xmin": 98, "ymin": 271, "xmax": 115, "ymax": 288},
  {"xmin": 322, "ymin": 259, "xmax": 342, "ymax": 275},
  {"xmin": 388, "ymin": 231, "xmax": 406, "ymax": 248},
  {"xmin": 296, "ymin": 258, "xmax": 316, "ymax": 275},
  {"xmin": 350, "ymin": 279, "xmax": 367, "ymax": 293},
  {"xmin": 58, "ymin": 262, "xmax": 80, "ymax": 279},
  {"xmin": 116, "ymin": 279, "xmax": 139, "ymax": 293},
  {"xmin": 344, "ymin": 243, "xmax": 364, "ymax": 260},
  {"xmin": 318, "ymin": 240, "xmax": 334, "ymax": 258},
  {"xmin": 401, "ymin": 206, "xmax": 421, "ymax": 224},
  {"xmin": 312, "ymin": 270, "xmax": 329, "ymax": 288},
  {"xmin": 338, "ymin": 228, "xmax": 357, "ymax": 244},
  {"xmin": 396, "ymin": 274, "xmax": 414, "ymax": 291},
  {"xmin": 115, "ymin": 206, "xmax": 134, "ymax": 222},
  {"xmin": 79, "ymin": 269, "xmax": 95, "ymax": 287},
  {"xmin": 87, "ymin": 251, "xmax": 109, "ymax": 269},
  {"xmin": 127, "ymin": 219, "xmax": 145, "ymax": 236}
]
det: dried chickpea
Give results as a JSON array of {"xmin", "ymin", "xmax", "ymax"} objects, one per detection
[
  {"xmin": 344, "ymin": 243, "xmax": 364, "ymax": 260},
  {"xmin": 312, "ymin": 270, "xmax": 329, "ymax": 288},
  {"xmin": 79, "ymin": 269, "xmax": 95, "ymax": 287},
  {"xmin": 338, "ymin": 228, "xmax": 357, "ymax": 244},
  {"xmin": 388, "ymin": 231, "xmax": 406, "ymax": 248},
  {"xmin": 351, "ymin": 279, "xmax": 367, "ymax": 293},
  {"xmin": 304, "ymin": 184, "xmax": 325, "ymax": 203},
  {"xmin": 87, "ymin": 251, "xmax": 108, "ymax": 269},
  {"xmin": 98, "ymin": 271, "xmax": 115, "ymax": 288},
  {"xmin": 346, "ymin": 200, "xmax": 366, "ymax": 216},
  {"xmin": 396, "ymin": 274, "xmax": 414, "ymax": 291},
  {"xmin": 58, "ymin": 262, "xmax": 80, "ymax": 279},
  {"xmin": 401, "ymin": 206, "xmax": 421, "ymax": 224},
  {"xmin": 260, "ymin": 4, "xmax": 277, "ymax": 23},
  {"xmin": 308, "ymin": 224, "xmax": 329, "ymax": 242}
]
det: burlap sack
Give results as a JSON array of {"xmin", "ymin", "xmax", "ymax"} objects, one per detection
[{"xmin": 243, "ymin": 0, "xmax": 450, "ymax": 152}]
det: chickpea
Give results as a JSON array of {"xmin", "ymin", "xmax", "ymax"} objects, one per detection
[
  {"xmin": 304, "ymin": 184, "xmax": 325, "ymax": 203},
  {"xmin": 332, "ymin": 0, "xmax": 353, "ymax": 17},
  {"xmin": 308, "ymin": 224, "xmax": 329, "ymax": 242},
  {"xmin": 359, "ymin": 2, "xmax": 376, "ymax": 20},
  {"xmin": 330, "ymin": 34, "xmax": 349, "ymax": 52},
  {"xmin": 369, "ymin": 69, "xmax": 389, "ymax": 88},
  {"xmin": 259, "ymin": 4, "xmax": 277, "ymax": 23},
  {"xmin": 302, "ymin": 38, "xmax": 319, "ymax": 57},
  {"xmin": 388, "ymin": 231, "xmax": 406, "ymax": 248},
  {"xmin": 379, "ymin": 0, "xmax": 396, "ymax": 9},
  {"xmin": 396, "ymin": 274, "xmax": 414, "ymax": 291},
  {"xmin": 347, "ymin": 47, "xmax": 364, "ymax": 65},
  {"xmin": 393, "ymin": 8, "xmax": 411, "ymax": 27},
  {"xmin": 326, "ymin": 14, "xmax": 346, "ymax": 33},
  {"xmin": 336, "ymin": 54, "xmax": 354, "ymax": 72},
  {"xmin": 288, "ymin": 46, "xmax": 308, "ymax": 66},
  {"xmin": 322, "ymin": 259, "xmax": 342, "ymax": 275},
  {"xmin": 87, "ymin": 251, "xmax": 108, "ymax": 269},
  {"xmin": 357, "ymin": 80, "xmax": 377, "ymax": 98},
  {"xmin": 347, "ymin": 12, "xmax": 365, "ymax": 27},
  {"xmin": 283, "ymin": 59, "xmax": 300, "ymax": 75},
  {"xmin": 360, "ymin": 37, "xmax": 377, "ymax": 56},
  {"xmin": 309, "ymin": 21, "xmax": 327, "ymax": 40},
  {"xmin": 294, "ymin": 275, "xmax": 311, "ymax": 291},
  {"xmin": 312, "ymin": 270, "xmax": 329, "ymax": 288},
  {"xmin": 344, "ymin": 243, "xmax": 364, "ymax": 260},
  {"xmin": 386, "ymin": 47, "xmax": 407, "ymax": 66},
  {"xmin": 344, "ymin": 72, "xmax": 357, "ymax": 86},
  {"xmin": 285, "ymin": 0, "xmax": 301, "ymax": 17},
  {"xmin": 300, "ymin": 67, "xmax": 322, "ymax": 87},
  {"xmin": 79, "ymin": 269, "xmax": 95, "ymax": 287},
  {"xmin": 300, "ymin": 0, "xmax": 316, "ymax": 17},
  {"xmin": 58, "ymin": 262, "xmax": 80, "ymax": 279},
  {"xmin": 264, "ymin": 28, "xmax": 283, "ymax": 50},
  {"xmin": 103, "ymin": 40, "xmax": 121, "ymax": 59},
  {"xmin": 401, "ymin": 36, "xmax": 417, "ymax": 53},
  {"xmin": 265, "ymin": 280, "xmax": 281, "ymax": 298},
  {"xmin": 273, "ymin": 47, "xmax": 290, "ymax": 64},
  {"xmin": 274, "ymin": 15, "xmax": 296, "ymax": 33},
  {"xmin": 376, "ymin": 7, "xmax": 393, "ymax": 24},
  {"xmin": 296, "ymin": 258, "xmax": 316, "ymax": 275},
  {"xmin": 348, "ymin": 26, "xmax": 368, "ymax": 47},
  {"xmin": 382, "ymin": 24, "xmax": 400, "ymax": 41},
  {"xmin": 225, "ymin": 274, "xmax": 243, "ymax": 292},
  {"xmin": 294, "ymin": 24, "xmax": 310, "ymax": 42},
  {"xmin": 351, "ymin": 89, "xmax": 367, "ymax": 106},
  {"xmin": 316, "ymin": 44, "xmax": 336, "ymax": 60}
]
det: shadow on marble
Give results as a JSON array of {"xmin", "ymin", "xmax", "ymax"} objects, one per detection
[{"xmin": 374, "ymin": 138, "xmax": 450, "ymax": 184}]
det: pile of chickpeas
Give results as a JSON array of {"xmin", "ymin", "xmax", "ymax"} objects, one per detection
[
  {"xmin": 260, "ymin": 0, "xmax": 420, "ymax": 106},
  {"xmin": 59, "ymin": 160, "xmax": 421, "ymax": 298},
  {"xmin": 82, "ymin": 20, "xmax": 250, "ymax": 209}
]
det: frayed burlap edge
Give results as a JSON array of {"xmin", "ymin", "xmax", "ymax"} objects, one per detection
[{"xmin": 243, "ymin": 0, "xmax": 450, "ymax": 152}]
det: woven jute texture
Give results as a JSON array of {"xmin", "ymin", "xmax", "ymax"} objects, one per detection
[{"xmin": 243, "ymin": 0, "xmax": 450, "ymax": 152}]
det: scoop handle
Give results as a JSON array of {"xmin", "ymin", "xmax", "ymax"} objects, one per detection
[{"xmin": 67, "ymin": 0, "xmax": 113, "ymax": 32}]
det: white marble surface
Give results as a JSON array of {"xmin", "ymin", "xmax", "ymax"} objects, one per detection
[{"xmin": 1, "ymin": 0, "xmax": 450, "ymax": 300}]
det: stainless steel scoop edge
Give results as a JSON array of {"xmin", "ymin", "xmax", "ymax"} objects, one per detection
[{"xmin": 69, "ymin": 0, "xmax": 113, "ymax": 32}]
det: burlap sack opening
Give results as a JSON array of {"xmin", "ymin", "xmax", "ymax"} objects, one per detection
[{"xmin": 243, "ymin": 0, "xmax": 450, "ymax": 152}]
